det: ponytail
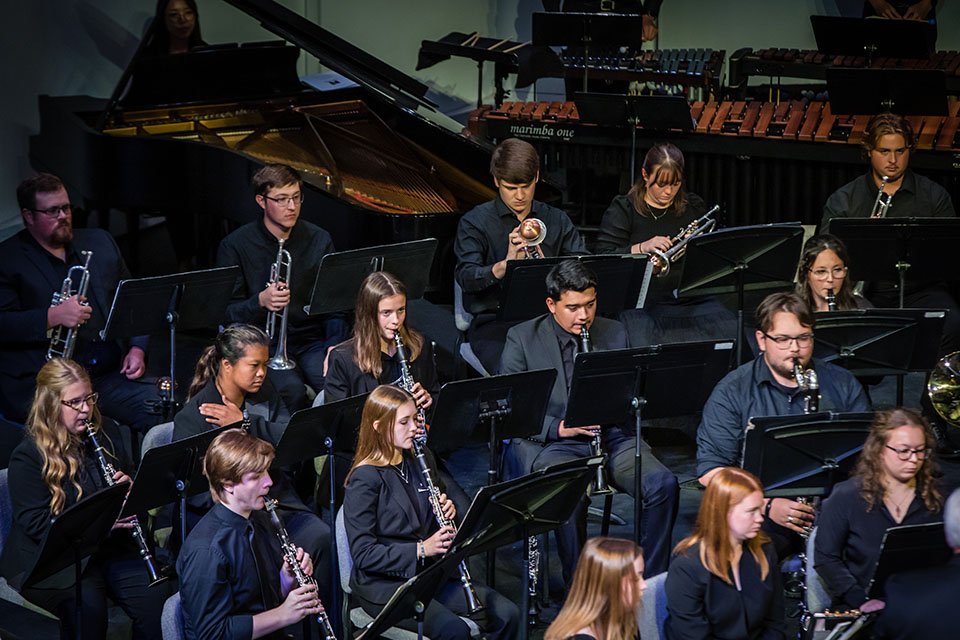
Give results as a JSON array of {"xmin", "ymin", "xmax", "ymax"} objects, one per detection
[{"xmin": 187, "ymin": 345, "xmax": 219, "ymax": 401}]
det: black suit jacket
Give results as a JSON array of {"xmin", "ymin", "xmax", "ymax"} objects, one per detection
[
  {"xmin": 324, "ymin": 339, "xmax": 439, "ymax": 404},
  {"xmin": 873, "ymin": 554, "xmax": 960, "ymax": 640},
  {"xmin": 0, "ymin": 228, "xmax": 144, "ymax": 421},
  {"xmin": 499, "ymin": 314, "xmax": 628, "ymax": 441}
]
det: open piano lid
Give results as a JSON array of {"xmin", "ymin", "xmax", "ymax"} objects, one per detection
[{"xmin": 224, "ymin": 0, "xmax": 436, "ymax": 111}]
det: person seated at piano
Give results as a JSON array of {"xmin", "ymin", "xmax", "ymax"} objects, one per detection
[
  {"xmin": 821, "ymin": 112, "xmax": 959, "ymax": 453},
  {"xmin": 873, "ymin": 486, "xmax": 960, "ymax": 639},
  {"xmin": 498, "ymin": 259, "xmax": 679, "ymax": 581},
  {"xmin": 665, "ymin": 467, "xmax": 785, "ymax": 640},
  {"xmin": 177, "ymin": 427, "xmax": 326, "ymax": 640},
  {"xmin": 0, "ymin": 358, "xmax": 171, "ymax": 640},
  {"xmin": 455, "ymin": 138, "xmax": 588, "ymax": 374},
  {"xmin": 815, "ymin": 408, "xmax": 943, "ymax": 613},
  {"xmin": 217, "ymin": 163, "xmax": 347, "ymax": 411},
  {"xmin": 172, "ymin": 323, "xmax": 333, "ymax": 612},
  {"xmin": 697, "ymin": 291, "xmax": 870, "ymax": 560},
  {"xmin": 143, "ymin": 0, "xmax": 206, "ymax": 57},
  {"xmin": 343, "ymin": 384, "xmax": 520, "ymax": 640},
  {"xmin": 542, "ymin": 0, "xmax": 662, "ymax": 42},
  {"xmin": 0, "ymin": 173, "xmax": 158, "ymax": 433},
  {"xmin": 796, "ymin": 234, "xmax": 873, "ymax": 313},
  {"xmin": 595, "ymin": 142, "xmax": 736, "ymax": 346}
]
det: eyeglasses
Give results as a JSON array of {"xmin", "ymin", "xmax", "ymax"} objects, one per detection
[
  {"xmin": 762, "ymin": 333, "xmax": 814, "ymax": 349},
  {"xmin": 885, "ymin": 445, "xmax": 931, "ymax": 461},
  {"xmin": 29, "ymin": 204, "xmax": 73, "ymax": 217},
  {"xmin": 61, "ymin": 392, "xmax": 99, "ymax": 411},
  {"xmin": 811, "ymin": 266, "xmax": 847, "ymax": 280},
  {"xmin": 263, "ymin": 193, "xmax": 303, "ymax": 207}
]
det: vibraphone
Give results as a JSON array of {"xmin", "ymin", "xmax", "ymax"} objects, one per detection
[{"xmin": 469, "ymin": 100, "xmax": 960, "ymax": 226}]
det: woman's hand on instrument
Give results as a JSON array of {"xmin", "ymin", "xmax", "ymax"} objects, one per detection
[
  {"xmin": 200, "ymin": 396, "xmax": 244, "ymax": 426},
  {"xmin": 259, "ymin": 280, "xmax": 291, "ymax": 311},
  {"xmin": 437, "ymin": 492, "xmax": 456, "ymax": 522},
  {"xmin": 860, "ymin": 599, "xmax": 886, "ymax": 613},
  {"xmin": 120, "ymin": 347, "xmax": 146, "ymax": 379},
  {"xmin": 869, "ymin": 0, "xmax": 902, "ymax": 19},
  {"xmin": 558, "ymin": 420, "xmax": 600, "ymax": 439},
  {"xmin": 410, "ymin": 382, "xmax": 432, "ymax": 410},
  {"xmin": 111, "ymin": 469, "xmax": 133, "ymax": 487},
  {"xmin": 768, "ymin": 497, "xmax": 816, "ymax": 534},
  {"xmin": 276, "ymin": 583, "xmax": 323, "ymax": 626},
  {"xmin": 639, "ymin": 236, "xmax": 673, "ymax": 254},
  {"xmin": 424, "ymin": 525, "xmax": 456, "ymax": 557},
  {"xmin": 111, "ymin": 513, "xmax": 137, "ymax": 532},
  {"xmin": 903, "ymin": 0, "xmax": 932, "ymax": 20},
  {"xmin": 48, "ymin": 294, "xmax": 92, "ymax": 329}
]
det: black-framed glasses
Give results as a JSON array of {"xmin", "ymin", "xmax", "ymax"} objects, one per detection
[
  {"xmin": 811, "ymin": 266, "xmax": 847, "ymax": 280},
  {"xmin": 762, "ymin": 333, "xmax": 814, "ymax": 349},
  {"xmin": 29, "ymin": 204, "xmax": 73, "ymax": 217},
  {"xmin": 61, "ymin": 392, "xmax": 98, "ymax": 411},
  {"xmin": 885, "ymin": 445, "xmax": 931, "ymax": 461},
  {"xmin": 263, "ymin": 193, "xmax": 302, "ymax": 207}
]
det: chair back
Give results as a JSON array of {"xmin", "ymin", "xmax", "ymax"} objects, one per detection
[
  {"xmin": 453, "ymin": 280, "xmax": 473, "ymax": 333},
  {"xmin": 142, "ymin": 422, "xmax": 174, "ymax": 459},
  {"xmin": 0, "ymin": 469, "xmax": 10, "ymax": 554},
  {"xmin": 335, "ymin": 507, "xmax": 353, "ymax": 594},
  {"xmin": 161, "ymin": 591, "xmax": 185, "ymax": 640},
  {"xmin": 806, "ymin": 527, "xmax": 832, "ymax": 614},
  {"xmin": 637, "ymin": 571, "xmax": 668, "ymax": 640}
]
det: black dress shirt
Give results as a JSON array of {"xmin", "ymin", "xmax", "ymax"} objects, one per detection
[
  {"xmin": 696, "ymin": 356, "xmax": 870, "ymax": 478},
  {"xmin": 324, "ymin": 338, "xmax": 440, "ymax": 404},
  {"xmin": 873, "ymin": 553, "xmax": 960, "ymax": 640},
  {"xmin": 814, "ymin": 477, "xmax": 943, "ymax": 609},
  {"xmin": 216, "ymin": 218, "xmax": 338, "ymax": 347},
  {"xmin": 821, "ymin": 170, "xmax": 955, "ymax": 229},
  {"xmin": 176, "ymin": 503, "xmax": 285, "ymax": 640},
  {"xmin": 454, "ymin": 197, "xmax": 588, "ymax": 315},
  {"xmin": 665, "ymin": 540, "xmax": 785, "ymax": 640}
]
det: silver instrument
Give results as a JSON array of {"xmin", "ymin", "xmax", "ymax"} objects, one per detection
[
  {"xmin": 648, "ymin": 205, "xmax": 719, "ymax": 277},
  {"xmin": 793, "ymin": 358, "xmax": 820, "ymax": 414},
  {"xmin": 526, "ymin": 535, "xmax": 541, "ymax": 624},
  {"xmin": 393, "ymin": 333, "xmax": 426, "ymax": 431},
  {"xmin": 519, "ymin": 218, "xmax": 546, "ymax": 259},
  {"xmin": 870, "ymin": 175, "xmax": 893, "ymax": 218},
  {"xmin": 264, "ymin": 497, "xmax": 336, "ymax": 639},
  {"xmin": 84, "ymin": 420, "xmax": 168, "ymax": 587},
  {"xmin": 47, "ymin": 250, "xmax": 93, "ymax": 361},
  {"xmin": 825, "ymin": 288, "xmax": 837, "ymax": 312},
  {"xmin": 266, "ymin": 238, "xmax": 296, "ymax": 371},
  {"xmin": 580, "ymin": 325, "xmax": 612, "ymax": 495}
]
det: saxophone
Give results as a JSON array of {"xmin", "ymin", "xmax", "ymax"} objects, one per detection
[
  {"xmin": 264, "ymin": 497, "xmax": 336, "ymax": 639},
  {"xmin": 84, "ymin": 420, "xmax": 168, "ymax": 586},
  {"xmin": 792, "ymin": 358, "xmax": 820, "ymax": 414}
]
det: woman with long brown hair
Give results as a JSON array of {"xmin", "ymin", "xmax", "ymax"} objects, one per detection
[
  {"xmin": 795, "ymin": 234, "xmax": 872, "ymax": 312},
  {"xmin": 143, "ymin": 0, "xmax": 206, "ymax": 56},
  {"xmin": 0, "ymin": 358, "xmax": 170, "ymax": 640},
  {"xmin": 343, "ymin": 385, "xmax": 519, "ymax": 640},
  {"xmin": 544, "ymin": 537, "xmax": 646, "ymax": 640},
  {"xmin": 815, "ymin": 408, "xmax": 943, "ymax": 613},
  {"xmin": 665, "ymin": 467, "xmax": 784, "ymax": 640}
]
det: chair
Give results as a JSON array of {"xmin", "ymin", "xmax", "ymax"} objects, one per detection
[
  {"xmin": 161, "ymin": 591, "xmax": 185, "ymax": 640},
  {"xmin": 454, "ymin": 281, "xmax": 490, "ymax": 377},
  {"xmin": 804, "ymin": 527, "xmax": 832, "ymax": 615},
  {"xmin": 141, "ymin": 421, "xmax": 174, "ymax": 459},
  {"xmin": 636, "ymin": 571, "xmax": 668, "ymax": 640}
]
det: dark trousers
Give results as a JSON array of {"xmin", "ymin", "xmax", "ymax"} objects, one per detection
[
  {"xmin": 93, "ymin": 371, "xmax": 160, "ymax": 434},
  {"xmin": 271, "ymin": 317, "xmax": 349, "ymax": 411},
  {"xmin": 359, "ymin": 580, "xmax": 520, "ymax": 640},
  {"xmin": 503, "ymin": 434, "xmax": 679, "ymax": 582}
]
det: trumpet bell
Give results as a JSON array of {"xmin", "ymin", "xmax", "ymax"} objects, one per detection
[
  {"xmin": 519, "ymin": 218, "xmax": 547, "ymax": 247},
  {"xmin": 929, "ymin": 352, "xmax": 960, "ymax": 426}
]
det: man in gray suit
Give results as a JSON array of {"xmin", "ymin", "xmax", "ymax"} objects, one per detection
[{"xmin": 499, "ymin": 259, "xmax": 679, "ymax": 581}]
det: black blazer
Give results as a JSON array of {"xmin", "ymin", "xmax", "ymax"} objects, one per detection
[
  {"xmin": 498, "ymin": 314, "xmax": 628, "ymax": 441},
  {"xmin": 665, "ymin": 541, "xmax": 785, "ymax": 640},
  {"xmin": 872, "ymin": 554, "xmax": 960, "ymax": 640},
  {"xmin": 325, "ymin": 338, "xmax": 439, "ymax": 404},
  {"xmin": 343, "ymin": 457, "xmax": 445, "ymax": 605}
]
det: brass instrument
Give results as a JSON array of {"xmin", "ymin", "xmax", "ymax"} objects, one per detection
[
  {"xmin": 793, "ymin": 358, "xmax": 820, "ymax": 414},
  {"xmin": 928, "ymin": 351, "xmax": 960, "ymax": 426},
  {"xmin": 264, "ymin": 498, "xmax": 336, "ymax": 639},
  {"xmin": 47, "ymin": 250, "xmax": 93, "ymax": 361},
  {"xmin": 84, "ymin": 420, "xmax": 168, "ymax": 587},
  {"xmin": 266, "ymin": 238, "xmax": 296, "ymax": 371},
  {"xmin": 870, "ymin": 175, "xmax": 893, "ymax": 218},
  {"xmin": 581, "ymin": 325, "xmax": 611, "ymax": 495},
  {"xmin": 393, "ymin": 333, "xmax": 426, "ymax": 430},
  {"xmin": 519, "ymin": 217, "xmax": 546, "ymax": 259},
  {"xmin": 825, "ymin": 288, "xmax": 837, "ymax": 312},
  {"xmin": 648, "ymin": 205, "xmax": 719, "ymax": 277}
]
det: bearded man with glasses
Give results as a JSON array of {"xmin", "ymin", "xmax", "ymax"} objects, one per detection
[
  {"xmin": 696, "ymin": 291, "xmax": 870, "ymax": 560},
  {"xmin": 0, "ymin": 173, "xmax": 157, "ymax": 432}
]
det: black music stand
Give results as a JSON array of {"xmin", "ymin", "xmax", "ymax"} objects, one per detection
[
  {"xmin": 810, "ymin": 15, "xmax": 935, "ymax": 62},
  {"xmin": 426, "ymin": 369, "xmax": 557, "ymax": 586},
  {"xmin": 675, "ymin": 223, "xmax": 805, "ymax": 366},
  {"xmin": 741, "ymin": 412, "xmax": 875, "ymax": 498},
  {"xmin": 304, "ymin": 239, "xmax": 437, "ymax": 315},
  {"xmin": 565, "ymin": 340, "xmax": 735, "ymax": 542},
  {"xmin": 497, "ymin": 256, "xmax": 646, "ymax": 324},
  {"xmin": 100, "ymin": 266, "xmax": 240, "ymax": 420},
  {"xmin": 22, "ymin": 483, "xmax": 128, "ymax": 636},
  {"xmin": 826, "ymin": 218, "xmax": 960, "ymax": 308},
  {"xmin": 121, "ymin": 424, "xmax": 231, "ymax": 549},
  {"xmin": 813, "ymin": 309, "xmax": 946, "ymax": 405},
  {"xmin": 866, "ymin": 522, "xmax": 951, "ymax": 599},
  {"xmin": 826, "ymin": 68, "xmax": 947, "ymax": 116}
]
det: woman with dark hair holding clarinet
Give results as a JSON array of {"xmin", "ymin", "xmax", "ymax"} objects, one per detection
[
  {"xmin": 0, "ymin": 358, "xmax": 171, "ymax": 640},
  {"xmin": 343, "ymin": 385, "xmax": 520, "ymax": 640},
  {"xmin": 796, "ymin": 234, "xmax": 872, "ymax": 313}
]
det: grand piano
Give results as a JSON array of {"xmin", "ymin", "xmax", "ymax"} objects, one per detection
[{"xmin": 29, "ymin": 0, "xmax": 501, "ymax": 292}]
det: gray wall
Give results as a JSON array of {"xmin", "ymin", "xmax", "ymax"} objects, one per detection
[{"xmin": 2, "ymin": 0, "xmax": 956, "ymax": 237}]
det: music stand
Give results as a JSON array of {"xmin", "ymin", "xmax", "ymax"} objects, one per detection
[
  {"xmin": 675, "ymin": 223, "xmax": 805, "ymax": 366},
  {"xmin": 22, "ymin": 483, "xmax": 128, "ymax": 636},
  {"xmin": 100, "ymin": 266, "xmax": 240, "ymax": 420},
  {"xmin": 304, "ymin": 239, "xmax": 437, "ymax": 315},
  {"xmin": 741, "ymin": 412, "xmax": 875, "ymax": 498},
  {"xmin": 866, "ymin": 522, "xmax": 951, "ymax": 599},
  {"xmin": 826, "ymin": 68, "xmax": 947, "ymax": 116},
  {"xmin": 810, "ymin": 15, "xmax": 935, "ymax": 62},
  {"xmin": 826, "ymin": 219, "xmax": 960, "ymax": 308},
  {"xmin": 813, "ymin": 309, "xmax": 946, "ymax": 405},
  {"xmin": 565, "ymin": 340, "xmax": 735, "ymax": 542}
]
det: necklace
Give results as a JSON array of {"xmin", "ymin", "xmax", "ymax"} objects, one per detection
[
  {"xmin": 886, "ymin": 488, "xmax": 915, "ymax": 519},
  {"xmin": 391, "ymin": 459, "xmax": 409, "ymax": 484}
]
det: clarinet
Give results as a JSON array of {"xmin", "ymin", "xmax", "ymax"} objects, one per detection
[
  {"xmin": 580, "ymin": 326, "xmax": 611, "ymax": 494},
  {"xmin": 263, "ymin": 497, "xmax": 337, "ymax": 639},
  {"xmin": 393, "ymin": 333, "xmax": 426, "ymax": 429},
  {"xmin": 84, "ymin": 421, "xmax": 168, "ymax": 587},
  {"xmin": 825, "ymin": 288, "xmax": 838, "ymax": 312}
]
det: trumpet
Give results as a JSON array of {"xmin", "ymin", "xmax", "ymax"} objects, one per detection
[
  {"xmin": 518, "ymin": 217, "xmax": 546, "ymax": 259},
  {"xmin": 648, "ymin": 205, "xmax": 718, "ymax": 277},
  {"xmin": 581, "ymin": 325, "xmax": 612, "ymax": 494},
  {"xmin": 792, "ymin": 358, "xmax": 820, "ymax": 414},
  {"xmin": 263, "ymin": 498, "xmax": 336, "ymax": 639},
  {"xmin": 47, "ymin": 250, "xmax": 93, "ymax": 361},
  {"xmin": 266, "ymin": 239, "xmax": 295, "ymax": 371},
  {"xmin": 870, "ymin": 175, "xmax": 893, "ymax": 218},
  {"xmin": 84, "ymin": 420, "xmax": 168, "ymax": 587}
]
